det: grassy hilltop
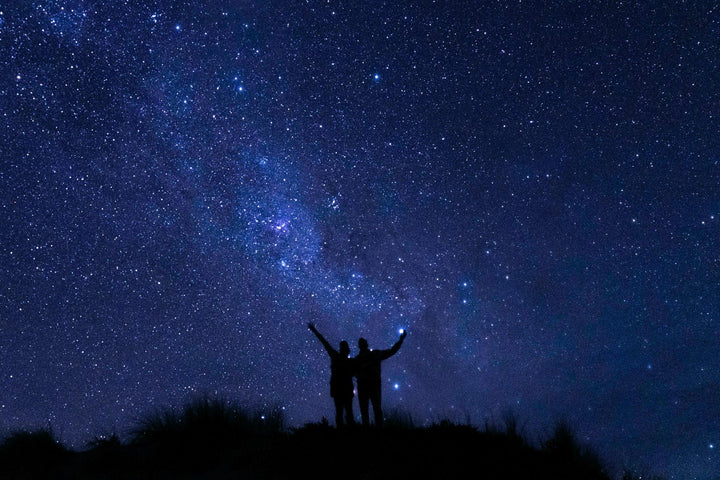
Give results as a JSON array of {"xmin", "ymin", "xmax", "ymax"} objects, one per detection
[{"xmin": 0, "ymin": 396, "xmax": 657, "ymax": 480}]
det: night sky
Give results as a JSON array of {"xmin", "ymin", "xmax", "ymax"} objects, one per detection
[{"xmin": 1, "ymin": 1, "xmax": 719, "ymax": 478}]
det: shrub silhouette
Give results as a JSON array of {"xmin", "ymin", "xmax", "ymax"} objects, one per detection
[
  {"xmin": 0, "ymin": 427, "xmax": 70, "ymax": 478},
  {"xmin": 380, "ymin": 406, "xmax": 415, "ymax": 429},
  {"xmin": 129, "ymin": 394, "xmax": 281, "ymax": 444},
  {"xmin": 80, "ymin": 432, "xmax": 128, "ymax": 475},
  {"xmin": 86, "ymin": 431, "xmax": 122, "ymax": 449},
  {"xmin": 542, "ymin": 421, "xmax": 608, "ymax": 480},
  {"xmin": 126, "ymin": 395, "xmax": 285, "ymax": 475}
]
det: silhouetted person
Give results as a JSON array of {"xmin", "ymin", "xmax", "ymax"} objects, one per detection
[
  {"xmin": 355, "ymin": 329, "xmax": 407, "ymax": 427},
  {"xmin": 308, "ymin": 322, "xmax": 356, "ymax": 428}
]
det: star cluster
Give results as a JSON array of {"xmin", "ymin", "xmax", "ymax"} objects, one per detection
[{"xmin": 1, "ymin": 2, "xmax": 719, "ymax": 479}]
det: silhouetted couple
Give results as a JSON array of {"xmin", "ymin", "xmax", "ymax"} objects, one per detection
[{"xmin": 308, "ymin": 322, "xmax": 407, "ymax": 428}]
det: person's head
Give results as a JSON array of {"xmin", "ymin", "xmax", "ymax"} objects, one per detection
[
  {"xmin": 358, "ymin": 337, "xmax": 369, "ymax": 351},
  {"xmin": 339, "ymin": 340, "xmax": 350, "ymax": 357}
]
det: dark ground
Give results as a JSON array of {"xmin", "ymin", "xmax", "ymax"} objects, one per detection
[{"xmin": 0, "ymin": 398, "xmax": 643, "ymax": 479}]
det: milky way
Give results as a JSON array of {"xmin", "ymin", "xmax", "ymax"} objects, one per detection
[{"xmin": 1, "ymin": 2, "xmax": 719, "ymax": 479}]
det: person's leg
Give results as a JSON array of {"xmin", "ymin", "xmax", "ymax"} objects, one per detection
[
  {"xmin": 371, "ymin": 390, "xmax": 383, "ymax": 427},
  {"xmin": 358, "ymin": 388, "xmax": 370, "ymax": 426},
  {"xmin": 344, "ymin": 397, "xmax": 356, "ymax": 425},
  {"xmin": 333, "ymin": 397, "xmax": 344, "ymax": 427}
]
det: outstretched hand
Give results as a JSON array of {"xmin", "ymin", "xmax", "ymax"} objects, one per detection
[
  {"xmin": 400, "ymin": 329, "xmax": 408, "ymax": 339},
  {"xmin": 308, "ymin": 322, "xmax": 316, "ymax": 331}
]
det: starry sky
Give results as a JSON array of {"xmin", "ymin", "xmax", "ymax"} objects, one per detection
[{"xmin": 1, "ymin": 1, "xmax": 719, "ymax": 478}]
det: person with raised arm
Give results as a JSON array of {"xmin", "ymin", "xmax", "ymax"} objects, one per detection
[
  {"xmin": 354, "ymin": 329, "xmax": 407, "ymax": 427},
  {"xmin": 308, "ymin": 322, "xmax": 356, "ymax": 428}
]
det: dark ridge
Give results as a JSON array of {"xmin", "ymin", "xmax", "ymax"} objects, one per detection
[{"xmin": 0, "ymin": 396, "xmax": 663, "ymax": 480}]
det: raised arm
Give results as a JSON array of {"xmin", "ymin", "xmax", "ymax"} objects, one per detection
[
  {"xmin": 379, "ymin": 330, "xmax": 407, "ymax": 360},
  {"xmin": 308, "ymin": 323, "xmax": 337, "ymax": 356}
]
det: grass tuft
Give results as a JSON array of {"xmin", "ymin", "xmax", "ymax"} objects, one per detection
[{"xmin": 129, "ymin": 394, "xmax": 285, "ymax": 446}]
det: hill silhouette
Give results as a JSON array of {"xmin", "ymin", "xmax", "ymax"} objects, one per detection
[{"xmin": 0, "ymin": 396, "xmax": 658, "ymax": 479}]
